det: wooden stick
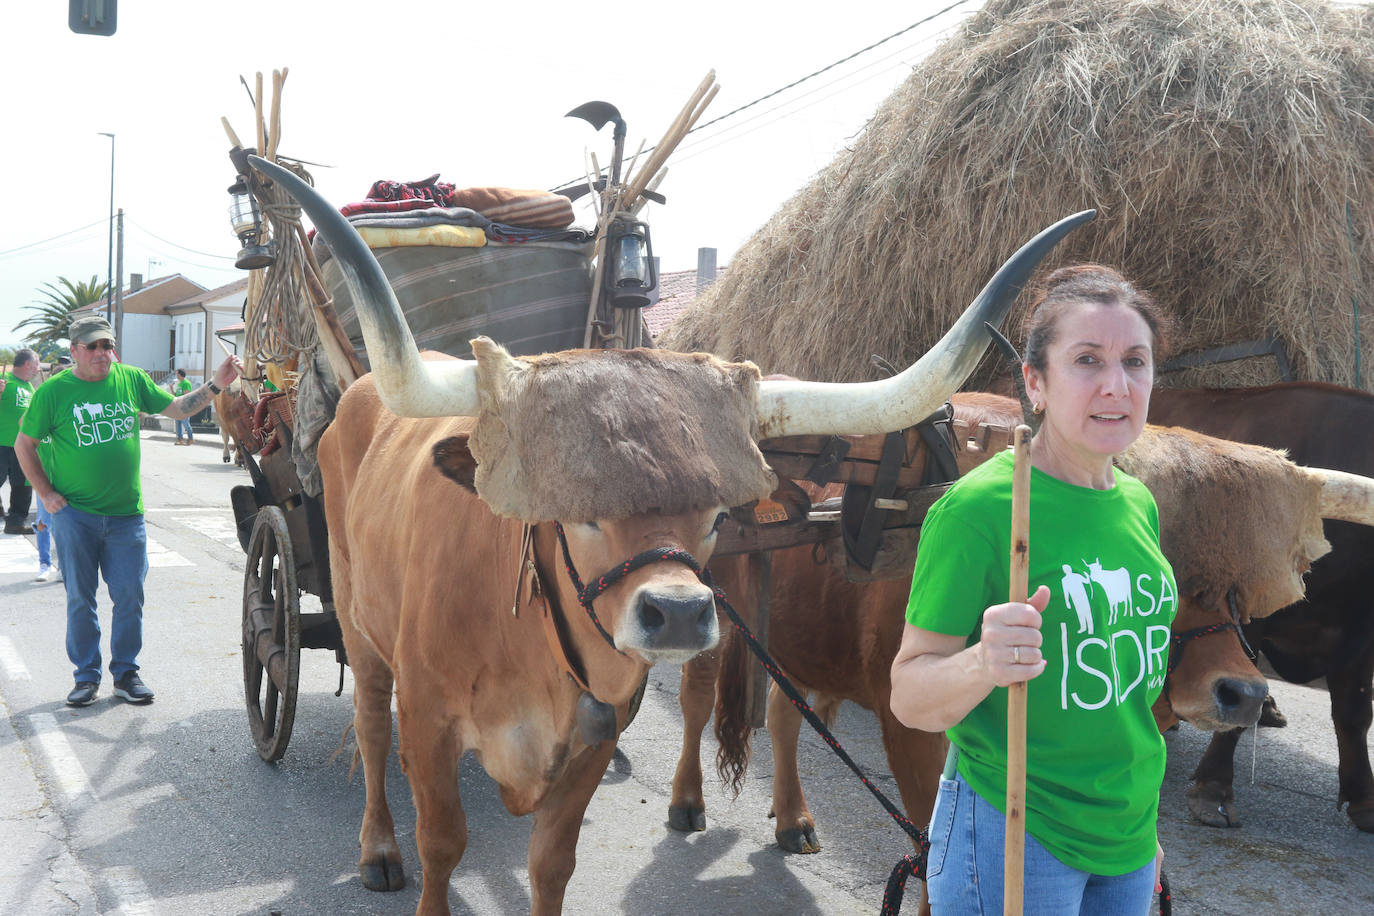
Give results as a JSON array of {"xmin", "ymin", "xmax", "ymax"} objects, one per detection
[
  {"xmin": 1004, "ymin": 424, "xmax": 1032, "ymax": 916},
  {"xmin": 254, "ymin": 72, "xmax": 266, "ymax": 157},
  {"xmin": 267, "ymin": 68, "xmax": 284, "ymax": 161},
  {"xmin": 621, "ymin": 71, "xmax": 715, "ymax": 208}
]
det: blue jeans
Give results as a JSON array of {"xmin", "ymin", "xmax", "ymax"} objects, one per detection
[
  {"xmin": 50, "ymin": 506, "xmax": 149, "ymax": 685},
  {"xmin": 175, "ymin": 419, "xmax": 193, "ymax": 440},
  {"xmin": 926, "ymin": 772, "xmax": 1155, "ymax": 915},
  {"xmin": 36, "ymin": 500, "xmax": 54, "ymax": 567}
]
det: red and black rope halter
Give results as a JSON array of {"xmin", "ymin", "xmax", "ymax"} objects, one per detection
[{"xmin": 551, "ymin": 521, "xmax": 928, "ymax": 913}]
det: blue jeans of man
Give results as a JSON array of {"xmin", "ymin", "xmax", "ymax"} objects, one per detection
[
  {"xmin": 925, "ymin": 771, "xmax": 1155, "ymax": 915},
  {"xmin": 175, "ymin": 419, "xmax": 193, "ymax": 440},
  {"xmin": 51, "ymin": 506, "xmax": 148, "ymax": 685}
]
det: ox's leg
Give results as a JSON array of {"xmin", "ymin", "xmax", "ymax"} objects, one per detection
[
  {"xmin": 1187, "ymin": 727, "xmax": 1245, "ymax": 828},
  {"xmin": 528, "ymin": 741, "xmax": 617, "ymax": 916},
  {"xmin": 220, "ymin": 426, "xmax": 231, "ymax": 463},
  {"xmin": 767, "ymin": 680, "xmax": 821, "ymax": 854},
  {"xmin": 394, "ymin": 697, "xmax": 466, "ymax": 916},
  {"xmin": 347, "ymin": 638, "xmax": 407, "ymax": 891},
  {"xmin": 1328, "ymin": 651, "xmax": 1374, "ymax": 832},
  {"xmin": 669, "ymin": 651, "xmax": 718, "ymax": 832}
]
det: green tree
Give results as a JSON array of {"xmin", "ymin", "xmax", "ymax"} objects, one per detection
[{"xmin": 14, "ymin": 275, "xmax": 109, "ymax": 350}]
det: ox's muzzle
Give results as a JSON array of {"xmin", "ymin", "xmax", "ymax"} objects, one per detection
[{"xmin": 629, "ymin": 584, "xmax": 719, "ymax": 659}]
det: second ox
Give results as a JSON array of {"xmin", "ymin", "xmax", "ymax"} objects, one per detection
[{"xmin": 668, "ymin": 392, "xmax": 1374, "ymax": 884}]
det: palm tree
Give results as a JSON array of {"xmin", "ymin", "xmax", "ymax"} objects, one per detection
[{"xmin": 14, "ymin": 275, "xmax": 109, "ymax": 350}]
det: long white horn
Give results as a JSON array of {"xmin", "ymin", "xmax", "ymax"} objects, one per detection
[
  {"xmin": 247, "ymin": 156, "xmax": 479, "ymax": 418},
  {"xmin": 1312, "ymin": 467, "xmax": 1374, "ymax": 525},
  {"xmin": 754, "ymin": 210, "xmax": 1096, "ymax": 439}
]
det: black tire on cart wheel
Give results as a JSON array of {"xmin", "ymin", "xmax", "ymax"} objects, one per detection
[{"xmin": 242, "ymin": 506, "xmax": 300, "ymax": 762}]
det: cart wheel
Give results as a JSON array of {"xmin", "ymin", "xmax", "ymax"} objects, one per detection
[{"xmin": 242, "ymin": 506, "xmax": 300, "ymax": 762}]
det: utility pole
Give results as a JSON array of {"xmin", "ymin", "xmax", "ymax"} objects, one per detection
[
  {"xmin": 115, "ymin": 208, "xmax": 125, "ymax": 350},
  {"xmin": 98, "ymin": 132, "xmax": 114, "ymax": 321}
]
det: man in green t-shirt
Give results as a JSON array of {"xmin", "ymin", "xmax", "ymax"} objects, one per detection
[
  {"xmin": 0, "ymin": 348, "xmax": 39, "ymax": 534},
  {"xmin": 15, "ymin": 315, "xmax": 243, "ymax": 707},
  {"xmin": 173, "ymin": 368, "xmax": 195, "ymax": 445}
]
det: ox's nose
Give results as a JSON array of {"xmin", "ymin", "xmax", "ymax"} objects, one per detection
[
  {"xmin": 635, "ymin": 588, "xmax": 717, "ymax": 649},
  {"xmin": 1213, "ymin": 677, "xmax": 1268, "ymax": 727}
]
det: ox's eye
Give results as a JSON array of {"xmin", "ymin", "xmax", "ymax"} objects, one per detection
[
  {"xmin": 575, "ymin": 521, "xmax": 600, "ymax": 533},
  {"xmin": 709, "ymin": 511, "xmax": 730, "ymax": 536}
]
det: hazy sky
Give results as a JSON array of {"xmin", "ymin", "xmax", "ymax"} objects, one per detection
[{"xmin": 0, "ymin": 1, "xmax": 981, "ymax": 348}]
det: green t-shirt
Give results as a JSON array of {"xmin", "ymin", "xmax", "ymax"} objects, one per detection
[
  {"xmin": 20, "ymin": 362, "xmax": 174, "ymax": 516},
  {"xmin": 175, "ymin": 377, "xmax": 192, "ymax": 395},
  {"xmin": 905, "ymin": 449, "xmax": 1177, "ymax": 875},
  {"xmin": 0, "ymin": 371, "xmax": 35, "ymax": 447}
]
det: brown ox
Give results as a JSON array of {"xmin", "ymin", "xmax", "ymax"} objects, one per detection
[
  {"xmin": 252, "ymin": 158, "xmax": 1089, "ymax": 915},
  {"xmin": 213, "ymin": 381, "xmax": 248, "ymax": 467},
  {"xmin": 670, "ymin": 392, "xmax": 1374, "ymax": 891},
  {"xmin": 1149, "ymin": 383, "xmax": 1374, "ymax": 831}
]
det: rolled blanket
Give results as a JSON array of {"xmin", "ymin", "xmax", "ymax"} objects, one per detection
[
  {"xmin": 447, "ymin": 187, "xmax": 575, "ymax": 229},
  {"xmin": 485, "ymin": 223, "xmax": 595, "ymax": 245},
  {"xmin": 355, "ymin": 224, "xmax": 486, "ymax": 249}
]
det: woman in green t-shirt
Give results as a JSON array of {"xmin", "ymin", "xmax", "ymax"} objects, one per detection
[{"xmin": 890, "ymin": 266, "xmax": 1176, "ymax": 915}]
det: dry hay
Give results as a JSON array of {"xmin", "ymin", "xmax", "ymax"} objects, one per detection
[{"xmin": 662, "ymin": 0, "xmax": 1374, "ymax": 392}]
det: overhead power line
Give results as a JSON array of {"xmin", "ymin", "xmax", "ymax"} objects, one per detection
[
  {"xmin": 553, "ymin": 1, "xmax": 975, "ymax": 190},
  {"xmin": 0, "ymin": 219, "xmax": 108, "ymax": 259}
]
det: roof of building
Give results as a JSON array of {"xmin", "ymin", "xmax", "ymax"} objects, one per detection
[
  {"xmin": 643, "ymin": 266, "xmax": 724, "ymax": 339},
  {"xmin": 85, "ymin": 274, "xmax": 208, "ymax": 316}
]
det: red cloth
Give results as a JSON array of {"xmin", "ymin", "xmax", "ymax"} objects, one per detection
[{"xmin": 339, "ymin": 199, "xmax": 439, "ymax": 217}]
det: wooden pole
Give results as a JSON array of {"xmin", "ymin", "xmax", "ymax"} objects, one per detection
[{"xmin": 1004, "ymin": 424, "xmax": 1032, "ymax": 915}]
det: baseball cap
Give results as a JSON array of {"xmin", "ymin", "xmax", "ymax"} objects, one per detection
[{"xmin": 69, "ymin": 315, "xmax": 116, "ymax": 346}]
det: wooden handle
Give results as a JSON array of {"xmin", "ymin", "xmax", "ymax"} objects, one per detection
[{"xmin": 1004, "ymin": 424, "xmax": 1032, "ymax": 915}]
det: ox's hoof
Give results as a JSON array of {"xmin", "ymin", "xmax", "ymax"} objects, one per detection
[
  {"xmin": 1258, "ymin": 695, "xmax": 1287, "ymax": 728},
  {"xmin": 360, "ymin": 858, "xmax": 406, "ymax": 892},
  {"xmin": 1346, "ymin": 800, "xmax": 1374, "ymax": 833},
  {"xmin": 1187, "ymin": 783, "xmax": 1241, "ymax": 828},
  {"xmin": 775, "ymin": 818, "xmax": 821, "ymax": 854},
  {"xmin": 668, "ymin": 804, "xmax": 706, "ymax": 832},
  {"xmin": 222, "ymin": 455, "xmax": 230, "ymax": 463}
]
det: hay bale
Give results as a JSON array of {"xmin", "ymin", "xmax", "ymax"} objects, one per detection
[{"xmin": 662, "ymin": 0, "xmax": 1374, "ymax": 392}]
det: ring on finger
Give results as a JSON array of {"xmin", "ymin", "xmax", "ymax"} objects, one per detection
[{"xmin": 1012, "ymin": 645, "xmax": 1021, "ymax": 665}]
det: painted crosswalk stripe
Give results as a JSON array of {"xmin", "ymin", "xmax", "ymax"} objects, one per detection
[
  {"xmin": 28, "ymin": 712, "xmax": 96, "ymax": 803},
  {"xmin": 0, "ymin": 636, "xmax": 31, "ymax": 680},
  {"xmin": 145, "ymin": 536, "xmax": 192, "ymax": 568},
  {"xmin": 0, "ymin": 535, "xmax": 36, "ymax": 573},
  {"xmin": 177, "ymin": 512, "xmax": 240, "ymax": 548},
  {"xmin": 101, "ymin": 866, "xmax": 159, "ymax": 915}
]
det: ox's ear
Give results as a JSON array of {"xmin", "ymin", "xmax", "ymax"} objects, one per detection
[{"xmin": 432, "ymin": 435, "xmax": 478, "ymax": 493}]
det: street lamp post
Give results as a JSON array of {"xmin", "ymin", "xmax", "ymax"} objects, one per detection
[{"xmin": 98, "ymin": 131, "xmax": 114, "ymax": 322}]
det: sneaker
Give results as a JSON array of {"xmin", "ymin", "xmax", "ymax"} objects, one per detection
[
  {"xmin": 34, "ymin": 565, "xmax": 54, "ymax": 582},
  {"xmin": 4, "ymin": 523, "xmax": 34, "ymax": 535},
  {"xmin": 66, "ymin": 682, "xmax": 99, "ymax": 706},
  {"xmin": 113, "ymin": 673, "xmax": 154, "ymax": 703}
]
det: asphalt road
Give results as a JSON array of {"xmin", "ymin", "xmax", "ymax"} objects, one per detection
[{"xmin": 0, "ymin": 430, "xmax": 1371, "ymax": 915}]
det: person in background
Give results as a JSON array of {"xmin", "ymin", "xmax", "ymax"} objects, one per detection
[
  {"xmin": 0, "ymin": 348, "xmax": 40, "ymax": 534},
  {"xmin": 15, "ymin": 316, "xmax": 243, "ymax": 707},
  {"xmin": 173, "ymin": 368, "xmax": 194, "ymax": 445},
  {"xmin": 890, "ymin": 265, "xmax": 1176, "ymax": 915}
]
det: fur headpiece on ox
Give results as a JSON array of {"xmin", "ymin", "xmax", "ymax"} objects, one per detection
[
  {"xmin": 1117, "ymin": 426, "xmax": 1329, "ymax": 621},
  {"xmin": 466, "ymin": 338, "xmax": 776, "ymax": 523}
]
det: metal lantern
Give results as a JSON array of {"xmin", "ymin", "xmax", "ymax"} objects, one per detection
[
  {"xmin": 228, "ymin": 178, "xmax": 275, "ymax": 270},
  {"xmin": 603, "ymin": 217, "xmax": 657, "ymax": 309}
]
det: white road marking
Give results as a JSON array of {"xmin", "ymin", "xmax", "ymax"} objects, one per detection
[
  {"xmin": 176, "ymin": 512, "xmax": 240, "ymax": 548},
  {"xmin": 0, "ymin": 636, "xmax": 31, "ymax": 680},
  {"xmin": 0, "ymin": 535, "xmax": 37, "ymax": 572},
  {"xmin": 145, "ymin": 536, "xmax": 191, "ymax": 568},
  {"xmin": 28, "ymin": 712, "xmax": 96, "ymax": 803},
  {"xmin": 102, "ymin": 866, "xmax": 159, "ymax": 915}
]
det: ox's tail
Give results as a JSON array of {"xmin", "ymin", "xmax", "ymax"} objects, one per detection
[{"xmin": 712, "ymin": 605, "xmax": 755, "ymax": 797}]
